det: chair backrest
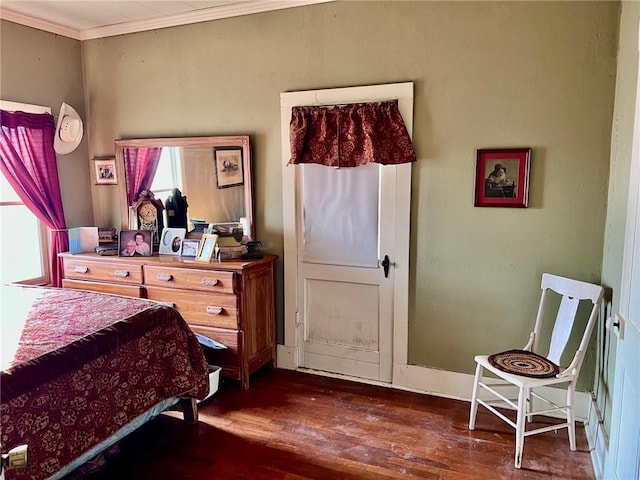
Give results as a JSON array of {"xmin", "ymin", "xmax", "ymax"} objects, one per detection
[{"xmin": 530, "ymin": 273, "xmax": 604, "ymax": 375}]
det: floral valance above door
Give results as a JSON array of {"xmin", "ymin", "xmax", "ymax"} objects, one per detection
[{"xmin": 289, "ymin": 100, "xmax": 416, "ymax": 167}]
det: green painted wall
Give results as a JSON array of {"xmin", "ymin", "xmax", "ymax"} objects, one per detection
[
  {"xmin": 597, "ymin": 0, "xmax": 639, "ymax": 436},
  {"xmin": 0, "ymin": 20, "xmax": 93, "ymax": 228},
  {"xmin": 3, "ymin": 1, "xmax": 620, "ymax": 392},
  {"xmin": 82, "ymin": 1, "xmax": 619, "ymax": 390}
]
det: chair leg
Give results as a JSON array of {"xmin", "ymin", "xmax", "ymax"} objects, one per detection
[
  {"xmin": 526, "ymin": 387, "xmax": 532, "ymax": 423},
  {"xmin": 469, "ymin": 362, "xmax": 482, "ymax": 430},
  {"xmin": 514, "ymin": 387, "xmax": 527, "ymax": 469},
  {"xmin": 567, "ymin": 385, "xmax": 576, "ymax": 450}
]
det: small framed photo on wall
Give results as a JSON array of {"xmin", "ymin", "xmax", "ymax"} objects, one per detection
[
  {"xmin": 94, "ymin": 157, "xmax": 117, "ymax": 185},
  {"xmin": 214, "ymin": 147, "xmax": 244, "ymax": 189},
  {"xmin": 474, "ymin": 148, "xmax": 531, "ymax": 208}
]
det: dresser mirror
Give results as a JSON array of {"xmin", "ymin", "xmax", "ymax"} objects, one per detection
[{"xmin": 115, "ymin": 135, "xmax": 254, "ymax": 241}]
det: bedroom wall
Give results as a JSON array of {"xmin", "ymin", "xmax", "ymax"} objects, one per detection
[
  {"xmin": 84, "ymin": 1, "xmax": 618, "ymax": 389},
  {"xmin": 0, "ymin": 20, "xmax": 93, "ymax": 229},
  {"xmin": 597, "ymin": 0, "xmax": 639, "ymax": 437},
  {"xmin": 399, "ymin": 1, "xmax": 617, "ymax": 380}
]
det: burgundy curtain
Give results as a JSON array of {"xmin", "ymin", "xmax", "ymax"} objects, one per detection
[
  {"xmin": 0, "ymin": 110, "xmax": 69, "ymax": 287},
  {"xmin": 125, "ymin": 147, "xmax": 163, "ymax": 205},
  {"xmin": 289, "ymin": 100, "xmax": 416, "ymax": 167}
]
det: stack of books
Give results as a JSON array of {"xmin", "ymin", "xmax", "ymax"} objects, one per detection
[
  {"xmin": 215, "ymin": 245, "xmax": 247, "ymax": 261},
  {"xmin": 214, "ymin": 236, "xmax": 246, "ymax": 261}
]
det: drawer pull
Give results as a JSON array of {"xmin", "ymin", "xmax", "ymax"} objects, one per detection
[
  {"xmin": 114, "ymin": 270, "xmax": 130, "ymax": 278},
  {"xmin": 74, "ymin": 266, "xmax": 88, "ymax": 274},
  {"xmin": 157, "ymin": 273, "xmax": 173, "ymax": 282},
  {"xmin": 206, "ymin": 306, "xmax": 224, "ymax": 315},
  {"xmin": 201, "ymin": 278, "xmax": 219, "ymax": 286}
]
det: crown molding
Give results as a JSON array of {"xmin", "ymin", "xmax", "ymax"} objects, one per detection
[
  {"xmin": 1, "ymin": 0, "xmax": 334, "ymax": 41},
  {"xmin": 0, "ymin": 8, "xmax": 81, "ymax": 40}
]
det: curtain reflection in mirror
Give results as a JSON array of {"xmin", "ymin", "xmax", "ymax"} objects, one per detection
[{"xmin": 125, "ymin": 147, "xmax": 162, "ymax": 205}]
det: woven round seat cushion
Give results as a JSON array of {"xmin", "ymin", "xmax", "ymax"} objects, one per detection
[{"xmin": 488, "ymin": 349, "xmax": 560, "ymax": 378}]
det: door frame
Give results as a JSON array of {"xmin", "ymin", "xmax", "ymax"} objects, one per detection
[{"xmin": 280, "ymin": 82, "xmax": 414, "ymax": 381}]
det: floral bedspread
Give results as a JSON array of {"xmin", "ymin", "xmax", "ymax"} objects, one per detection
[{"xmin": 0, "ymin": 286, "xmax": 209, "ymax": 480}]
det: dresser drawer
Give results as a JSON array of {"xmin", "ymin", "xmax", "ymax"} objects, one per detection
[
  {"xmin": 144, "ymin": 265, "xmax": 236, "ymax": 294},
  {"xmin": 63, "ymin": 257, "xmax": 143, "ymax": 285},
  {"xmin": 146, "ymin": 286, "xmax": 239, "ymax": 329},
  {"xmin": 62, "ymin": 278, "xmax": 144, "ymax": 298}
]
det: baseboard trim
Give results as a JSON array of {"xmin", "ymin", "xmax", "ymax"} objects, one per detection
[
  {"xmin": 393, "ymin": 364, "xmax": 592, "ymax": 421},
  {"xmin": 277, "ymin": 357, "xmax": 592, "ymax": 422}
]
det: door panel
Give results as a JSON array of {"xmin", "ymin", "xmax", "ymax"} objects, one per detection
[
  {"xmin": 302, "ymin": 163, "xmax": 379, "ymax": 267},
  {"xmin": 299, "ymin": 162, "xmax": 394, "ymax": 381},
  {"xmin": 306, "ymin": 279, "xmax": 379, "ymax": 350}
]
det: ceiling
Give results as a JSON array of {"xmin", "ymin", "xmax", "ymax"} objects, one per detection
[{"xmin": 0, "ymin": 0, "xmax": 332, "ymax": 40}]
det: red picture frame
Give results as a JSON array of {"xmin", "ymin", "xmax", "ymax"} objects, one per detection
[{"xmin": 474, "ymin": 148, "xmax": 531, "ymax": 208}]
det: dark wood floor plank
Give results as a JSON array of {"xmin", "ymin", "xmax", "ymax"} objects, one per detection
[{"xmin": 72, "ymin": 368, "xmax": 594, "ymax": 480}]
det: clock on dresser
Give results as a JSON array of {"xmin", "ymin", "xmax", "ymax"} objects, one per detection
[{"xmin": 131, "ymin": 190, "xmax": 164, "ymax": 245}]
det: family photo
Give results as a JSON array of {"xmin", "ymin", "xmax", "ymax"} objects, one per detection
[{"xmin": 119, "ymin": 230, "xmax": 152, "ymax": 257}]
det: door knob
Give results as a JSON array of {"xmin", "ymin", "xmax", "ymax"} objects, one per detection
[{"xmin": 382, "ymin": 255, "xmax": 391, "ymax": 278}]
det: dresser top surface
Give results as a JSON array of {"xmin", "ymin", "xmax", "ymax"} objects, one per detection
[{"xmin": 60, "ymin": 252, "xmax": 277, "ymax": 272}]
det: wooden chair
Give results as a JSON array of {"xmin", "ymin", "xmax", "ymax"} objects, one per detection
[{"xmin": 468, "ymin": 273, "xmax": 604, "ymax": 468}]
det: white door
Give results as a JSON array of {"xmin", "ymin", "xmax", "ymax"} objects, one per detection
[
  {"xmin": 604, "ymin": 23, "xmax": 640, "ymax": 480},
  {"xmin": 281, "ymin": 83, "xmax": 413, "ymax": 383}
]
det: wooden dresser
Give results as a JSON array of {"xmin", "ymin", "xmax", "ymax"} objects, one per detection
[{"xmin": 59, "ymin": 252, "xmax": 277, "ymax": 390}]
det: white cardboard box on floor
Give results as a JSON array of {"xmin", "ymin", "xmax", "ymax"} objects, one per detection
[{"xmin": 202, "ymin": 365, "xmax": 221, "ymax": 402}]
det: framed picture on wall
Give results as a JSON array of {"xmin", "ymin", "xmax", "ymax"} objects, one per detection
[
  {"xmin": 214, "ymin": 147, "xmax": 244, "ymax": 189},
  {"xmin": 94, "ymin": 157, "xmax": 118, "ymax": 185},
  {"xmin": 474, "ymin": 148, "xmax": 531, "ymax": 208}
]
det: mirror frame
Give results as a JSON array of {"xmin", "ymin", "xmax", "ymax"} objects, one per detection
[{"xmin": 114, "ymin": 135, "xmax": 254, "ymax": 241}]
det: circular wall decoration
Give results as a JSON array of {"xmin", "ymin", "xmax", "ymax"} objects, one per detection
[{"xmin": 488, "ymin": 349, "xmax": 559, "ymax": 378}]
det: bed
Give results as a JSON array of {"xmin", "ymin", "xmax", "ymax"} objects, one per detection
[{"xmin": 0, "ymin": 284, "xmax": 210, "ymax": 480}]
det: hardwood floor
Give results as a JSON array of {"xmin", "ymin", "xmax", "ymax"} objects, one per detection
[{"xmin": 77, "ymin": 369, "xmax": 594, "ymax": 479}]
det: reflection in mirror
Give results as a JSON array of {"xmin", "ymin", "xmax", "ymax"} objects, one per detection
[{"xmin": 115, "ymin": 136, "xmax": 254, "ymax": 241}]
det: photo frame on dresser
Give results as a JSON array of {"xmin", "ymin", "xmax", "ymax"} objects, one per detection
[
  {"xmin": 119, "ymin": 230, "xmax": 152, "ymax": 257},
  {"xmin": 158, "ymin": 228, "xmax": 186, "ymax": 255},
  {"xmin": 180, "ymin": 239, "xmax": 200, "ymax": 257},
  {"xmin": 196, "ymin": 234, "xmax": 218, "ymax": 262}
]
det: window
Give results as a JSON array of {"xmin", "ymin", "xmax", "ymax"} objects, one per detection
[
  {"xmin": 0, "ymin": 173, "xmax": 50, "ymax": 285},
  {"xmin": 0, "ymin": 100, "xmax": 51, "ymax": 285},
  {"xmin": 150, "ymin": 147, "xmax": 183, "ymax": 207}
]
